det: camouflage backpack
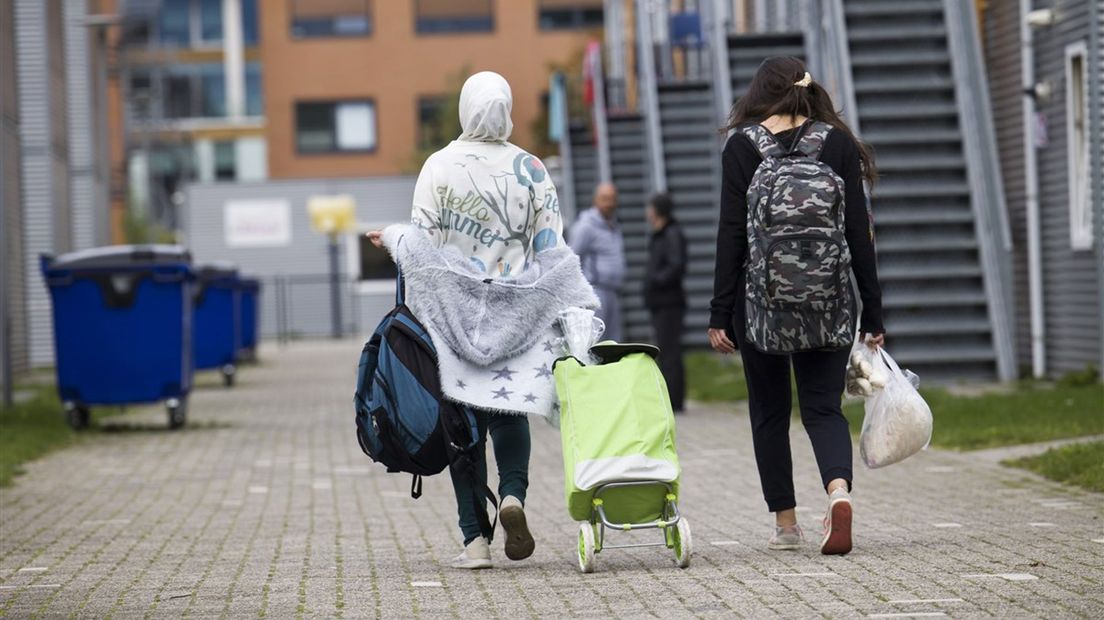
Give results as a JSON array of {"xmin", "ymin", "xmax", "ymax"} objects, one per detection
[{"xmin": 741, "ymin": 120, "xmax": 854, "ymax": 354}]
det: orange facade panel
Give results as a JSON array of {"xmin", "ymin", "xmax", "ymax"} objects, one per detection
[{"xmin": 262, "ymin": 0, "xmax": 599, "ymax": 179}]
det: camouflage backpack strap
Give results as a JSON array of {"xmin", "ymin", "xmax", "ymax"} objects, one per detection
[
  {"xmin": 792, "ymin": 121, "xmax": 833, "ymax": 160},
  {"xmin": 740, "ymin": 124, "xmax": 789, "ymax": 160}
]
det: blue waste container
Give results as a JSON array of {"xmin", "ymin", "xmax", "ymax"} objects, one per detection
[
  {"xmin": 193, "ymin": 263, "xmax": 240, "ymax": 386},
  {"xmin": 238, "ymin": 277, "xmax": 261, "ymax": 361},
  {"xmin": 41, "ymin": 245, "xmax": 194, "ymax": 430}
]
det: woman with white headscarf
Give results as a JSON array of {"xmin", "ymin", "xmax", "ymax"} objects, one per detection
[{"xmin": 370, "ymin": 71, "xmax": 597, "ymax": 569}]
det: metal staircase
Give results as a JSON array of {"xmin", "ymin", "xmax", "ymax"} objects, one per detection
[
  {"xmin": 567, "ymin": 120, "xmax": 599, "ymax": 221},
  {"xmin": 728, "ymin": 32, "xmax": 806, "ymax": 98},
  {"xmin": 606, "ymin": 113, "xmax": 651, "ymax": 342},
  {"xmin": 842, "ymin": 0, "xmax": 1014, "ymax": 380}
]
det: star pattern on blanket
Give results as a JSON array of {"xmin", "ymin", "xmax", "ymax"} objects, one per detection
[
  {"xmin": 492, "ymin": 367, "xmax": 516, "ymax": 381},
  {"xmin": 455, "ymin": 380, "xmax": 467, "ymax": 389},
  {"xmin": 542, "ymin": 339, "xmax": 557, "ymax": 353},
  {"xmin": 492, "ymin": 387, "xmax": 512, "ymax": 400},
  {"xmin": 523, "ymin": 393, "xmax": 538, "ymax": 403},
  {"xmin": 533, "ymin": 363, "xmax": 553, "ymax": 379}
]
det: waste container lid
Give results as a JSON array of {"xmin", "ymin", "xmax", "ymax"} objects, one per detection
[
  {"xmin": 46, "ymin": 245, "xmax": 192, "ymax": 270},
  {"xmin": 195, "ymin": 262, "xmax": 239, "ymax": 281}
]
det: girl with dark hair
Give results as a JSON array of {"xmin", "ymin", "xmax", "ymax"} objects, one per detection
[{"xmin": 708, "ymin": 56, "xmax": 885, "ymax": 555}]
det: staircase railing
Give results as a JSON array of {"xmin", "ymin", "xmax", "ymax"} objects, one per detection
[
  {"xmin": 943, "ymin": 0, "xmax": 1017, "ymax": 381},
  {"xmin": 553, "ymin": 74, "xmax": 578, "ymax": 224},
  {"xmin": 635, "ymin": 0, "xmax": 667, "ymax": 193},
  {"xmin": 587, "ymin": 45, "xmax": 613, "ymax": 185},
  {"xmin": 817, "ymin": 0, "xmax": 860, "ymax": 130}
]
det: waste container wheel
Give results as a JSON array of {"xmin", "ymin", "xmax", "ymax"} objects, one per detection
[
  {"xmin": 167, "ymin": 398, "xmax": 187, "ymax": 430},
  {"xmin": 221, "ymin": 365, "xmax": 236, "ymax": 387},
  {"xmin": 65, "ymin": 403, "xmax": 91, "ymax": 431}
]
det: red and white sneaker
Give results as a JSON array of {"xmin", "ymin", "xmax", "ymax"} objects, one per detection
[{"xmin": 820, "ymin": 488, "xmax": 853, "ymax": 555}]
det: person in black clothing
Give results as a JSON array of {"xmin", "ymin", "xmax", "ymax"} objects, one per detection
[
  {"xmin": 645, "ymin": 193, "xmax": 688, "ymax": 414},
  {"xmin": 708, "ymin": 57, "xmax": 885, "ymax": 556}
]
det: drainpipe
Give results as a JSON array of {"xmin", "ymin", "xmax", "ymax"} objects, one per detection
[{"xmin": 1022, "ymin": 0, "xmax": 1050, "ymax": 378}]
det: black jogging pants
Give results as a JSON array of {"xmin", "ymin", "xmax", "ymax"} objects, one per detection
[{"xmin": 737, "ymin": 336, "xmax": 853, "ymax": 513}]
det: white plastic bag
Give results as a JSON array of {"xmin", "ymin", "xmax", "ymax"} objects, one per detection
[
  {"xmin": 858, "ymin": 348, "xmax": 933, "ymax": 469},
  {"xmin": 845, "ymin": 338, "xmax": 888, "ymax": 398}
]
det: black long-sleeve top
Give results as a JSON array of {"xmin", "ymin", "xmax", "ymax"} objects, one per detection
[
  {"xmin": 644, "ymin": 220, "xmax": 688, "ymax": 308},
  {"xmin": 709, "ymin": 124, "xmax": 885, "ymax": 340}
]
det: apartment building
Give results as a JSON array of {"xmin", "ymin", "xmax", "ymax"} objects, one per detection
[{"xmin": 260, "ymin": 0, "xmax": 603, "ymax": 178}]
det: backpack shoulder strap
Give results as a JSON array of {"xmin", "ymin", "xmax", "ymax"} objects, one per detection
[
  {"xmin": 793, "ymin": 121, "xmax": 834, "ymax": 160},
  {"xmin": 740, "ymin": 124, "xmax": 788, "ymax": 160}
]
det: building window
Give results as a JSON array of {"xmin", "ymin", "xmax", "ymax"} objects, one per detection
[
  {"xmin": 139, "ymin": 64, "xmax": 226, "ymax": 120},
  {"xmin": 199, "ymin": 0, "xmax": 223, "ymax": 43},
  {"xmin": 214, "ymin": 141, "xmax": 237, "ymax": 180},
  {"xmin": 358, "ymin": 235, "xmax": 398, "ymax": 280},
  {"xmin": 415, "ymin": 0, "xmax": 493, "ymax": 34},
  {"xmin": 296, "ymin": 101, "xmax": 377, "ymax": 154},
  {"xmin": 417, "ymin": 96, "xmax": 447, "ymax": 148},
  {"xmin": 158, "ymin": 0, "xmax": 192, "ymax": 47},
  {"xmin": 1066, "ymin": 42, "xmax": 1092, "ymax": 251},
  {"xmin": 538, "ymin": 0, "xmax": 603, "ymax": 30},
  {"xmin": 245, "ymin": 62, "xmax": 264, "ymax": 116},
  {"xmin": 242, "ymin": 0, "xmax": 260, "ymax": 44},
  {"xmin": 290, "ymin": 0, "xmax": 372, "ymax": 38}
]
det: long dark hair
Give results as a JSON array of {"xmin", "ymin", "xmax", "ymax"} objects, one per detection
[{"xmin": 726, "ymin": 56, "xmax": 877, "ymax": 185}]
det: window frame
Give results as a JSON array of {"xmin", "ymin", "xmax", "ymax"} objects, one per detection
[
  {"xmin": 414, "ymin": 0, "xmax": 495, "ymax": 36},
  {"xmin": 1065, "ymin": 40, "xmax": 1093, "ymax": 251},
  {"xmin": 536, "ymin": 0, "xmax": 603, "ymax": 31},
  {"xmin": 294, "ymin": 99, "xmax": 379, "ymax": 156},
  {"xmin": 288, "ymin": 0, "xmax": 373, "ymax": 39}
]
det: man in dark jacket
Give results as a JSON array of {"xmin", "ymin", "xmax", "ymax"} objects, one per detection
[{"xmin": 644, "ymin": 193, "xmax": 687, "ymax": 413}]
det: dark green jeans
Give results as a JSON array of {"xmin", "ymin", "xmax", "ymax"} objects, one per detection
[{"xmin": 450, "ymin": 410, "xmax": 530, "ymax": 544}]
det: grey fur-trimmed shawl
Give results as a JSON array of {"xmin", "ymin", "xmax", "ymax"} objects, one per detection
[{"xmin": 382, "ymin": 224, "xmax": 599, "ymax": 417}]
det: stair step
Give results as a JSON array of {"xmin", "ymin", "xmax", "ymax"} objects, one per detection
[
  {"xmin": 878, "ymin": 154, "xmax": 966, "ymax": 171},
  {"xmin": 851, "ymin": 50, "xmax": 951, "ymax": 67},
  {"xmin": 728, "ymin": 45, "xmax": 805, "ymax": 61},
  {"xmin": 888, "ymin": 317, "xmax": 992, "ymax": 335},
  {"xmin": 883, "ymin": 289, "xmax": 988, "ymax": 308},
  {"xmin": 854, "ymin": 76, "xmax": 954, "ymax": 94},
  {"xmin": 845, "ymin": 0, "xmax": 943, "ymax": 17},
  {"xmin": 875, "ymin": 183, "xmax": 970, "ymax": 199},
  {"xmin": 874, "ymin": 208, "xmax": 975, "ymax": 225},
  {"xmin": 859, "ymin": 101, "xmax": 958, "ymax": 120},
  {"xmin": 849, "ymin": 24, "xmax": 947, "ymax": 41},
  {"xmin": 879, "ymin": 263, "xmax": 983, "ymax": 280},
  {"xmin": 659, "ymin": 107, "xmax": 715, "ymax": 122},
  {"xmin": 862, "ymin": 128, "xmax": 961, "ymax": 145},
  {"xmin": 889, "ymin": 344, "xmax": 996, "ymax": 364},
  {"xmin": 877, "ymin": 237, "xmax": 978, "ymax": 252}
]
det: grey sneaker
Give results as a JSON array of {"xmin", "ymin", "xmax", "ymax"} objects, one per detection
[
  {"xmin": 768, "ymin": 525, "xmax": 804, "ymax": 550},
  {"xmin": 820, "ymin": 488, "xmax": 853, "ymax": 556},
  {"xmin": 499, "ymin": 496, "xmax": 535, "ymax": 561},
  {"xmin": 451, "ymin": 537, "xmax": 493, "ymax": 569}
]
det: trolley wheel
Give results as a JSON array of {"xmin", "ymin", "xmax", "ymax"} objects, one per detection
[
  {"xmin": 670, "ymin": 517, "xmax": 692, "ymax": 569},
  {"xmin": 221, "ymin": 365, "xmax": 236, "ymax": 387},
  {"xmin": 167, "ymin": 398, "xmax": 187, "ymax": 430},
  {"xmin": 65, "ymin": 403, "xmax": 91, "ymax": 431},
  {"xmin": 577, "ymin": 522, "xmax": 597, "ymax": 574}
]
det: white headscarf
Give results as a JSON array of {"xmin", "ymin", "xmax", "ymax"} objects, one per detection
[{"xmin": 458, "ymin": 71, "xmax": 514, "ymax": 143}]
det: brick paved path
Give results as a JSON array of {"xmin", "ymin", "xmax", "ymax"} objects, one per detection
[{"xmin": 1, "ymin": 341, "xmax": 1102, "ymax": 618}]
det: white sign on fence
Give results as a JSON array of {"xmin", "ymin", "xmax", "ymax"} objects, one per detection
[{"xmin": 224, "ymin": 200, "xmax": 292, "ymax": 248}]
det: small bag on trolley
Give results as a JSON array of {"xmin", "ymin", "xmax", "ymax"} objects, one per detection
[{"xmin": 553, "ymin": 342, "xmax": 691, "ymax": 572}]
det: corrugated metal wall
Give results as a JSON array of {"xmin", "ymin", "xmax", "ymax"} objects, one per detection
[
  {"xmin": 184, "ymin": 177, "xmax": 418, "ymax": 339},
  {"xmin": 983, "ymin": 0, "xmax": 1031, "ymax": 373},
  {"xmin": 65, "ymin": 0, "xmax": 108, "ymax": 251},
  {"xmin": 1031, "ymin": 0, "xmax": 1101, "ymax": 375},
  {"xmin": 1, "ymin": 0, "xmax": 29, "ymax": 380},
  {"xmin": 16, "ymin": 0, "xmax": 71, "ymax": 366}
]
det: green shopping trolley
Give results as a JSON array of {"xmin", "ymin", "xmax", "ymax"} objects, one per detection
[{"xmin": 553, "ymin": 343, "xmax": 691, "ymax": 573}]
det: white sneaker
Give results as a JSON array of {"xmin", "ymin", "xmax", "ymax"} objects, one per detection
[
  {"xmin": 499, "ymin": 496, "xmax": 535, "ymax": 561},
  {"xmin": 820, "ymin": 488, "xmax": 853, "ymax": 556},
  {"xmin": 451, "ymin": 537, "xmax": 493, "ymax": 569}
]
